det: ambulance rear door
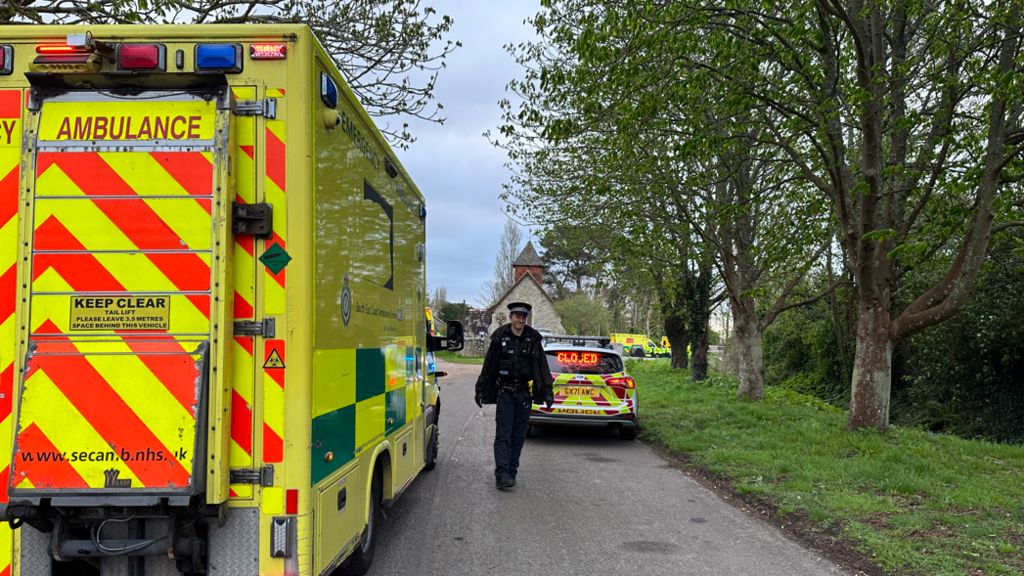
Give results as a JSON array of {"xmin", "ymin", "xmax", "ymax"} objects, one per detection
[{"xmin": 8, "ymin": 87, "xmax": 234, "ymax": 504}]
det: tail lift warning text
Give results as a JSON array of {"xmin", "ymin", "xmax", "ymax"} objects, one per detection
[{"xmin": 70, "ymin": 296, "xmax": 171, "ymax": 331}]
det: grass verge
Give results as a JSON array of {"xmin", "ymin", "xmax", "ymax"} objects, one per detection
[
  {"xmin": 630, "ymin": 360, "xmax": 1024, "ymax": 576},
  {"xmin": 434, "ymin": 351, "xmax": 484, "ymax": 364}
]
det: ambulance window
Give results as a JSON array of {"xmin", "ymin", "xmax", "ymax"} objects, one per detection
[{"xmin": 546, "ymin": 350, "xmax": 623, "ymax": 375}]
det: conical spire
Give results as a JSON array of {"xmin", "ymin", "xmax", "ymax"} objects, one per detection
[{"xmin": 512, "ymin": 241, "xmax": 543, "ymax": 267}]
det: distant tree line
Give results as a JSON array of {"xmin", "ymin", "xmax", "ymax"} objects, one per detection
[{"xmin": 488, "ymin": 0, "xmax": 1024, "ymax": 436}]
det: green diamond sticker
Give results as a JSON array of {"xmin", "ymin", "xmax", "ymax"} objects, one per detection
[{"xmin": 259, "ymin": 243, "xmax": 292, "ymax": 274}]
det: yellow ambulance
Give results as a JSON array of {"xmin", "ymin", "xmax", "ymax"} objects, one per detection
[
  {"xmin": 609, "ymin": 332, "xmax": 664, "ymax": 358},
  {"xmin": 0, "ymin": 24, "xmax": 462, "ymax": 576}
]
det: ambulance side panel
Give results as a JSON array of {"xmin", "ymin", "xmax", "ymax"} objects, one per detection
[{"xmin": 309, "ymin": 42, "xmax": 428, "ymax": 574}]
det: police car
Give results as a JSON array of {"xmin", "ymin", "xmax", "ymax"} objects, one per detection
[{"xmin": 530, "ymin": 336, "xmax": 639, "ymax": 440}]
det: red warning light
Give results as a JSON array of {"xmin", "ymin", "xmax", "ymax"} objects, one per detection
[
  {"xmin": 36, "ymin": 44, "xmax": 88, "ymax": 55},
  {"xmin": 250, "ymin": 43, "xmax": 287, "ymax": 60},
  {"xmin": 118, "ymin": 44, "xmax": 164, "ymax": 71}
]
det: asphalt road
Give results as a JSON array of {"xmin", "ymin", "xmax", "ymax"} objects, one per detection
[{"xmin": 367, "ymin": 360, "xmax": 850, "ymax": 576}]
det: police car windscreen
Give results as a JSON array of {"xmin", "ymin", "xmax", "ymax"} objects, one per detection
[{"xmin": 546, "ymin": 350, "xmax": 623, "ymax": 375}]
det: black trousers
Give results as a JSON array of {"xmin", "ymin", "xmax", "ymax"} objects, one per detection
[{"xmin": 493, "ymin": 388, "xmax": 531, "ymax": 479}]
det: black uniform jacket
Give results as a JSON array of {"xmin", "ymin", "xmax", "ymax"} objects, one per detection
[{"xmin": 474, "ymin": 323, "xmax": 554, "ymax": 406}]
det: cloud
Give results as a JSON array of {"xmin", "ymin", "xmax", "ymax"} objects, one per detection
[{"xmin": 394, "ymin": 1, "xmax": 542, "ymax": 305}]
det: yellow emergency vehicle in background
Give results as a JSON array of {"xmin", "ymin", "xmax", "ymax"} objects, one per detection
[
  {"xmin": 609, "ymin": 333, "xmax": 666, "ymax": 358},
  {"xmin": 0, "ymin": 24, "xmax": 463, "ymax": 576}
]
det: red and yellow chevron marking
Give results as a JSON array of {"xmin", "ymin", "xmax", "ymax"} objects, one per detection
[
  {"xmin": 259, "ymin": 89, "xmax": 287, "ymax": 467},
  {"xmin": 263, "ymin": 89, "xmax": 286, "ymax": 316},
  {"xmin": 262, "ymin": 339, "xmax": 285, "ymax": 463},
  {"xmin": 29, "ymin": 215, "xmax": 211, "ymax": 335},
  {"xmin": 534, "ymin": 372, "xmax": 637, "ymax": 417},
  {"xmin": 0, "ymin": 88, "xmax": 22, "ymax": 576},
  {"xmin": 12, "ymin": 95, "xmax": 220, "ymax": 493},
  {"xmin": 11, "ymin": 325, "xmax": 200, "ymax": 490},
  {"xmin": 33, "ymin": 152, "xmax": 214, "ymax": 320},
  {"xmin": 229, "ymin": 87, "xmax": 257, "ymax": 499}
]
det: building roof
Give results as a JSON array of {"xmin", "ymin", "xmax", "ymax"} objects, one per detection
[
  {"xmin": 485, "ymin": 268, "xmax": 556, "ymax": 315},
  {"xmin": 512, "ymin": 241, "xmax": 543, "ymax": 267}
]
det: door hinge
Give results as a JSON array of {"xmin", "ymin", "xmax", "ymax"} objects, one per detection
[
  {"xmin": 230, "ymin": 465, "xmax": 275, "ymax": 486},
  {"xmin": 233, "ymin": 317, "xmax": 276, "ymax": 338},
  {"xmin": 234, "ymin": 98, "xmax": 277, "ymax": 119},
  {"xmin": 232, "ymin": 202, "xmax": 273, "ymax": 238}
]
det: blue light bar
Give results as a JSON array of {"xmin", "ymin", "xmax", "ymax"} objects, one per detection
[
  {"xmin": 195, "ymin": 43, "xmax": 242, "ymax": 73},
  {"xmin": 320, "ymin": 73, "xmax": 338, "ymax": 109}
]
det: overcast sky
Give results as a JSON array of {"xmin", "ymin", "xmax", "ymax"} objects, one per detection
[{"xmin": 396, "ymin": 1, "xmax": 541, "ymax": 308}]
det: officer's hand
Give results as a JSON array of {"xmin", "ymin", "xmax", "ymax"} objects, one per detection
[
  {"xmin": 475, "ymin": 394, "xmax": 484, "ymax": 408},
  {"xmin": 544, "ymin": 394, "xmax": 554, "ymax": 409}
]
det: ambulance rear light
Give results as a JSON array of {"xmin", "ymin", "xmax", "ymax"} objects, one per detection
[
  {"xmin": 35, "ymin": 32, "xmax": 108, "ymax": 57},
  {"xmin": 250, "ymin": 43, "xmax": 287, "ymax": 60},
  {"xmin": 0, "ymin": 46, "xmax": 11, "ymax": 75},
  {"xmin": 117, "ymin": 44, "xmax": 165, "ymax": 71},
  {"xmin": 605, "ymin": 376, "xmax": 636, "ymax": 389},
  {"xmin": 36, "ymin": 44, "xmax": 90, "ymax": 55},
  {"xmin": 31, "ymin": 51, "xmax": 101, "ymax": 73},
  {"xmin": 195, "ymin": 43, "xmax": 242, "ymax": 73}
]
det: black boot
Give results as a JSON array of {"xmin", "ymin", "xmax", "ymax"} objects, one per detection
[{"xmin": 495, "ymin": 475, "xmax": 514, "ymax": 490}]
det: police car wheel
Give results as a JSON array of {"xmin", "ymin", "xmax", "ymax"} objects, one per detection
[
  {"xmin": 618, "ymin": 426, "xmax": 638, "ymax": 441},
  {"xmin": 336, "ymin": 472, "xmax": 382, "ymax": 575}
]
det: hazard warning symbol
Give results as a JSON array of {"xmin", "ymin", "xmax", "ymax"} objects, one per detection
[
  {"xmin": 264, "ymin": 349, "xmax": 285, "ymax": 369},
  {"xmin": 262, "ymin": 338, "xmax": 286, "ymax": 368}
]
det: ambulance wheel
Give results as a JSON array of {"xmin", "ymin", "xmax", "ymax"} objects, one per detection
[
  {"xmin": 424, "ymin": 425, "xmax": 439, "ymax": 471},
  {"xmin": 618, "ymin": 426, "xmax": 638, "ymax": 441},
  {"xmin": 337, "ymin": 472, "xmax": 382, "ymax": 576}
]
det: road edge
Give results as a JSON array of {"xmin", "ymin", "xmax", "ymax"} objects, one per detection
[{"xmin": 646, "ymin": 440, "xmax": 889, "ymax": 576}]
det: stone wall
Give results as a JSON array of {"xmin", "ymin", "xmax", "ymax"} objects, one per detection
[{"xmin": 459, "ymin": 336, "xmax": 489, "ymax": 357}]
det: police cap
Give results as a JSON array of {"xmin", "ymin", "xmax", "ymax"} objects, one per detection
[{"xmin": 507, "ymin": 302, "xmax": 532, "ymax": 315}]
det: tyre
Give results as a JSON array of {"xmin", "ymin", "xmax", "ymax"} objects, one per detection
[
  {"xmin": 424, "ymin": 425, "xmax": 439, "ymax": 471},
  {"xmin": 526, "ymin": 424, "xmax": 536, "ymax": 438},
  {"xmin": 619, "ymin": 426, "xmax": 638, "ymax": 441},
  {"xmin": 335, "ymin": 471, "xmax": 383, "ymax": 576}
]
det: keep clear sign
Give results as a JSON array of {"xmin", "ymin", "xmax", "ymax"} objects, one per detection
[{"xmin": 70, "ymin": 296, "xmax": 171, "ymax": 331}]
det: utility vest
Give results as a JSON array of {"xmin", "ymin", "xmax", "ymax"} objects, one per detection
[{"xmin": 497, "ymin": 333, "xmax": 534, "ymax": 383}]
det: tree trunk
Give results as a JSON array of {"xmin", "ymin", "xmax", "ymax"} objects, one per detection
[
  {"xmin": 664, "ymin": 312, "xmax": 688, "ymax": 369},
  {"xmin": 671, "ymin": 335, "xmax": 689, "ymax": 370},
  {"xmin": 686, "ymin": 271, "xmax": 712, "ymax": 382},
  {"xmin": 733, "ymin": 299, "xmax": 764, "ymax": 399},
  {"xmin": 847, "ymin": 303, "xmax": 893, "ymax": 430},
  {"xmin": 690, "ymin": 315, "xmax": 709, "ymax": 381}
]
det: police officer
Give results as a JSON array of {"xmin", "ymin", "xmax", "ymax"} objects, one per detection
[{"xmin": 475, "ymin": 302, "xmax": 554, "ymax": 490}]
